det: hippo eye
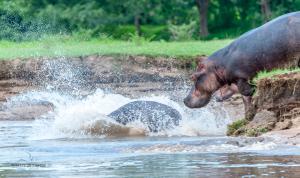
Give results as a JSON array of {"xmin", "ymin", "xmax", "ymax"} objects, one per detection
[
  {"xmin": 190, "ymin": 75, "xmax": 197, "ymax": 81},
  {"xmin": 191, "ymin": 72, "xmax": 205, "ymax": 82},
  {"xmin": 195, "ymin": 74, "xmax": 207, "ymax": 90}
]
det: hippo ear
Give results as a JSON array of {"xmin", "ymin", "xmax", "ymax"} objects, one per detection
[
  {"xmin": 196, "ymin": 56, "xmax": 208, "ymax": 70},
  {"xmin": 198, "ymin": 63, "xmax": 205, "ymax": 70},
  {"xmin": 190, "ymin": 74, "xmax": 197, "ymax": 81}
]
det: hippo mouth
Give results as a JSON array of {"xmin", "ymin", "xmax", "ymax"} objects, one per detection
[{"xmin": 183, "ymin": 95, "xmax": 211, "ymax": 108}]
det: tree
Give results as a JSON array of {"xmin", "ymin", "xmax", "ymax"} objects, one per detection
[
  {"xmin": 124, "ymin": 0, "xmax": 148, "ymax": 36},
  {"xmin": 261, "ymin": 0, "xmax": 272, "ymax": 22},
  {"xmin": 195, "ymin": 0, "xmax": 209, "ymax": 37},
  {"xmin": 134, "ymin": 11, "xmax": 142, "ymax": 36}
]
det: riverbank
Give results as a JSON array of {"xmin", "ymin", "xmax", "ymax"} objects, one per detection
[
  {"xmin": 1, "ymin": 55, "xmax": 299, "ymax": 143},
  {"xmin": 0, "ymin": 55, "xmax": 244, "ymax": 123},
  {"xmin": 228, "ymin": 71, "xmax": 300, "ymax": 145}
]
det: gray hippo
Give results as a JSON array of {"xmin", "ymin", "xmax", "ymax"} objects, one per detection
[
  {"xmin": 184, "ymin": 12, "xmax": 300, "ymax": 120},
  {"xmin": 108, "ymin": 100, "xmax": 182, "ymax": 132}
]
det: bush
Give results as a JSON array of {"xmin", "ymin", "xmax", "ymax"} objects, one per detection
[
  {"xmin": 203, "ymin": 28, "xmax": 246, "ymax": 40},
  {"xmin": 98, "ymin": 25, "xmax": 170, "ymax": 41},
  {"xmin": 128, "ymin": 32, "xmax": 155, "ymax": 45},
  {"xmin": 168, "ymin": 21, "xmax": 197, "ymax": 41},
  {"xmin": 227, "ymin": 119, "xmax": 248, "ymax": 136},
  {"xmin": 99, "ymin": 25, "xmax": 136, "ymax": 40},
  {"xmin": 246, "ymin": 127, "xmax": 268, "ymax": 137},
  {"xmin": 0, "ymin": 10, "xmax": 42, "ymax": 41},
  {"xmin": 141, "ymin": 25, "xmax": 169, "ymax": 40},
  {"xmin": 72, "ymin": 28, "xmax": 94, "ymax": 41}
]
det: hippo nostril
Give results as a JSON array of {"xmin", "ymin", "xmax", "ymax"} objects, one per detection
[
  {"xmin": 183, "ymin": 97, "xmax": 189, "ymax": 105},
  {"xmin": 184, "ymin": 97, "xmax": 193, "ymax": 107},
  {"xmin": 183, "ymin": 98, "xmax": 187, "ymax": 104}
]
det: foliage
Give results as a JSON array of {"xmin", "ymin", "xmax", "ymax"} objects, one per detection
[
  {"xmin": 253, "ymin": 67, "xmax": 300, "ymax": 84},
  {"xmin": 168, "ymin": 21, "xmax": 197, "ymax": 41},
  {"xmin": 0, "ymin": 0, "xmax": 299, "ymax": 41},
  {"xmin": 128, "ymin": 32, "xmax": 155, "ymax": 45},
  {"xmin": 71, "ymin": 28, "xmax": 95, "ymax": 41},
  {"xmin": 245, "ymin": 127, "xmax": 268, "ymax": 137},
  {"xmin": 98, "ymin": 25, "xmax": 169, "ymax": 41},
  {"xmin": 227, "ymin": 119, "xmax": 248, "ymax": 136}
]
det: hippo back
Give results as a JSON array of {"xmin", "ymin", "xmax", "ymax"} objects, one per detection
[
  {"xmin": 210, "ymin": 12, "xmax": 300, "ymax": 80},
  {"xmin": 108, "ymin": 101, "xmax": 182, "ymax": 132}
]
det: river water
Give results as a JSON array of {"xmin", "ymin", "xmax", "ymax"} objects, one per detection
[
  {"xmin": 1, "ymin": 89, "xmax": 300, "ymax": 177},
  {"xmin": 1, "ymin": 58, "xmax": 300, "ymax": 177}
]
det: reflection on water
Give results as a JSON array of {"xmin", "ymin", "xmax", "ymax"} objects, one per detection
[{"xmin": 1, "ymin": 121, "xmax": 300, "ymax": 177}]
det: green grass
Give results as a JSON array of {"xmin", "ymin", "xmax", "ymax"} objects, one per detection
[
  {"xmin": 226, "ymin": 119, "xmax": 248, "ymax": 136},
  {"xmin": 245, "ymin": 127, "xmax": 268, "ymax": 137},
  {"xmin": 0, "ymin": 37, "xmax": 232, "ymax": 60},
  {"xmin": 253, "ymin": 67, "xmax": 300, "ymax": 83}
]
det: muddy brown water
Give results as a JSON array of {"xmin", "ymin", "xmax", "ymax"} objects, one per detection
[{"xmin": 0, "ymin": 57, "xmax": 300, "ymax": 178}]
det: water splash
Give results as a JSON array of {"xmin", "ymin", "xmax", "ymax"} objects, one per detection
[
  {"xmin": 3, "ymin": 88, "xmax": 233, "ymax": 139},
  {"xmin": 34, "ymin": 58, "xmax": 94, "ymax": 96},
  {"xmin": 3, "ymin": 57, "xmax": 233, "ymax": 139}
]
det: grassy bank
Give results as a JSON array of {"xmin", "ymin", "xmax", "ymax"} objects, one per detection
[
  {"xmin": 253, "ymin": 67, "xmax": 300, "ymax": 84},
  {"xmin": 0, "ymin": 38, "xmax": 232, "ymax": 60}
]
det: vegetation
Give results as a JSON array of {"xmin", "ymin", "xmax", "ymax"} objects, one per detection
[
  {"xmin": 245, "ymin": 127, "xmax": 268, "ymax": 137},
  {"xmin": 0, "ymin": 0, "xmax": 299, "ymax": 61},
  {"xmin": 226, "ymin": 119, "xmax": 248, "ymax": 136},
  {"xmin": 253, "ymin": 67, "xmax": 300, "ymax": 83},
  {"xmin": 0, "ymin": 0, "xmax": 299, "ymax": 41},
  {"xmin": 0, "ymin": 38, "xmax": 232, "ymax": 60},
  {"xmin": 227, "ymin": 119, "xmax": 269, "ymax": 137}
]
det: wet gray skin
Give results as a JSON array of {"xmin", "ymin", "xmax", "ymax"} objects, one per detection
[
  {"xmin": 183, "ymin": 87, "xmax": 211, "ymax": 108},
  {"xmin": 108, "ymin": 100, "xmax": 182, "ymax": 132}
]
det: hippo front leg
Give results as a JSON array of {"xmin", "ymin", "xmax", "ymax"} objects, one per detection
[
  {"xmin": 241, "ymin": 95, "xmax": 256, "ymax": 121},
  {"xmin": 237, "ymin": 79, "xmax": 255, "ymax": 96},
  {"xmin": 237, "ymin": 79, "xmax": 256, "ymax": 121}
]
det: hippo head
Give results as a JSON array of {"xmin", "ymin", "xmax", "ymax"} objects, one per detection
[{"xmin": 184, "ymin": 57, "xmax": 222, "ymax": 108}]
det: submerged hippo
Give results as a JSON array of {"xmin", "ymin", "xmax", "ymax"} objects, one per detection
[
  {"xmin": 184, "ymin": 12, "xmax": 300, "ymax": 118},
  {"xmin": 108, "ymin": 101, "xmax": 182, "ymax": 132}
]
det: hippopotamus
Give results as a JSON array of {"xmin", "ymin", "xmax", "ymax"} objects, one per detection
[
  {"xmin": 108, "ymin": 100, "xmax": 182, "ymax": 132},
  {"xmin": 184, "ymin": 12, "xmax": 300, "ymax": 118},
  {"xmin": 215, "ymin": 84, "xmax": 239, "ymax": 102}
]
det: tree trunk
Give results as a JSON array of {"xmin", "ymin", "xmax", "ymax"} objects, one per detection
[
  {"xmin": 134, "ymin": 13, "xmax": 142, "ymax": 36},
  {"xmin": 196, "ymin": 0, "xmax": 209, "ymax": 37},
  {"xmin": 261, "ymin": 0, "xmax": 271, "ymax": 22}
]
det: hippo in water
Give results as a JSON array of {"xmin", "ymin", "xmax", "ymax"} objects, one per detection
[
  {"xmin": 108, "ymin": 101, "xmax": 182, "ymax": 132},
  {"xmin": 184, "ymin": 12, "xmax": 300, "ymax": 119}
]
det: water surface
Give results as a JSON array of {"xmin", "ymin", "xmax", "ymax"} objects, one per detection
[
  {"xmin": 1, "ymin": 121, "xmax": 300, "ymax": 178},
  {"xmin": 1, "ymin": 89, "xmax": 300, "ymax": 178}
]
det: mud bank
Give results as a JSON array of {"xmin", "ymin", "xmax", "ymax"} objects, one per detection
[
  {"xmin": 0, "ymin": 55, "xmax": 192, "ymax": 101},
  {"xmin": 230, "ymin": 72, "xmax": 300, "ymax": 144},
  {"xmin": 0, "ymin": 55, "xmax": 244, "ymax": 122}
]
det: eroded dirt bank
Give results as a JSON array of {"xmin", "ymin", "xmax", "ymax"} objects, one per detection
[
  {"xmin": 231, "ymin": 72, "xmax": 300, "ymax": 144},
  {"xmin": 0, "ymin": 55, "xmax": 188, "ymax": 120},
  {"xmin": 0, "ymin": 55, "xmax": 245, "ymax": 122}
]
